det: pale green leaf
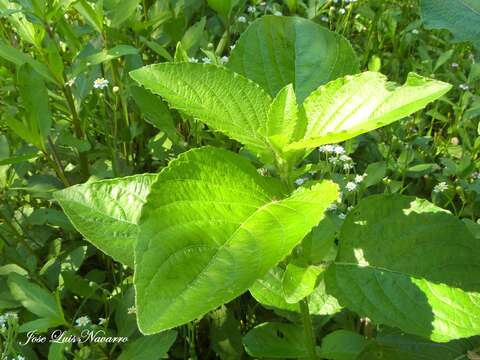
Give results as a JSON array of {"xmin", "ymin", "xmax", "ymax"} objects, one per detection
[
  {"xmin": 288, "ymin": 72, "xmax": 452, "ymax": 150},
  {"xmin": 54, "ymin": 174, "xmax": 158, "ymax": 267},
  {"xmin": 282, "ymin": 262, "xmax": 323, "ymax": 304},
  {"xmin": 134, "ymin": 147, "xmax": 339, "ymax": 333},
  {"xmin": 243, "ymin": 322, "xmax": 308, "ymax": 358},
  {"xmin": 207, "ymin": 0, "xmax": 239, "ymax": 17},
  {"xmin": 325, "ymin": 195, "xmax": 480, "ymax": 342},
  {"xmin": 105, "ymin": 0, "xmax": 140, "ymax": 27},
  {"xmin": 130, "ymin": 63, "xmax": 273, "ymax": 160},
  {"xmin": 421, "ymin": 0, "xmax": 480, "ymax": 54},
  {"xmin": 74, "ymin": 0, "xmax": 103, "ymax": 33},
  {"xmin": 228, "ymin": 16, "xmax": 359, "ymax": 102}
]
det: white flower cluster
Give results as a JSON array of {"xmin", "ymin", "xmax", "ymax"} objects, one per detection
[
  {"xmin": 127, "ymin": 306, "xmax": 136, "ymax": 315},
  {"xmin": 433, "ymin": 182, "xmax": 448, "ymax": 193},
  {"xmin": 0, "ymin": 312, "xmax": 18, "ymax": 332},
  {"xmin": 471, "ymin": 172, "xmax": 480, "ymax": 180},
  {"xmin": 75, "ymin": 315, "xmax": 91, "ymax": 327},
  {"xmin": 93, "ymin": 77, "xmax": 109, "ymax": 89}
]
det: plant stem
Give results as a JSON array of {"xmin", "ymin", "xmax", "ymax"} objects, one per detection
[
  {"xmin": 300, "ymin": 299, "xmax": 317, "ymax": 360},
  {"xmin": 62, "ymin": 85, "xmax": 90, "ymax": 180},
  {"xmin": 46, "ymin": 136, "xmax": 70, "ymax": 187}
]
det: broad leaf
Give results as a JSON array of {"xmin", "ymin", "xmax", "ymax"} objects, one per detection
[
  {"xmin": 421, "ymin": 0, "xmax": 480, "ymax": 55},
  {"xmin": 130, "ymin": 63, "xmax": 273, "ymax": 160},
  {"xmin": 207, "ymin": 0, "xmax": 240, "ymax": 18},
  {"xmin": 243, "ymin": 322, "xmax": 308, "ymax": 358},
  {"xmin": 134, "ymin": 147, "xmax": 339, "ymax": 333},
  {"xmin": 282, "ymin": 261, "xmax": 323, "ymax": 304},
  {"xmin": 325, "ymin": 195, "xmax": 480, "ymax": 342},
  {"xmin": 228, "ymin": 16, "xmax": 359, "ymax": 102},
  {"xmin": 54, "ymin": 174, "xmax": 158, "ymax": 267},
  {"xmin": 287, "ymin": 72, "xmax": 452, "ymax": 150}
]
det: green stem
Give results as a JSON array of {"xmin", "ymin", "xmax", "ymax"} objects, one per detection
[
  {"xmin": 300, "ymin": 299, "xmax": 317, "ymax": 360},
  {"xmin": 62, "ymin": 85, "xmax": 90, "ymax": 180}
]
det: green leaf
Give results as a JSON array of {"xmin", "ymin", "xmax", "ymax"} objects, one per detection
[
  {"xmin": 228, "ymin": 16, "xmax": 359, "ymax": 102},
  {"xmin": 54, "ymin": 174, "xmax": 158, "ymax": 267},
  {"xmin": 209, "ymin": 306, "xmax": 244, "ymax": 359},
  {"xmin": 421, "ymin": 0, "xmax": 480, "ymax": 55},
  {"xmin": 73, "ymin": 0, "xmax": 103, "ymax": 33},
  {"xmin": 319, "ymin": 330, "xmax": 369, "ymax": 360},
  {"xmin": 134, "ymin": 147, "xmax": 339, "ymax": 333},
  {"xmin": 130, "ymin": 63, "xmax": 273, "ymax": 160},
  {"xmin": 105, "ymin": 0, "xmax": 140, "ymax": 27},
  {"xmin": 325, "ymin": 195, "xmax": 480, "ymax": 342},
  {"xmin": 287, "ymin": 72, "xmax": 452, "ymax": 150},
  {"xmin": 207, "ymin": 0, "xmax": 239, "ymax": 18},
  {"xmin": 282, "ymin": 261, "xmax": 323, "ymax": 304},
  {"xmin": 117, "ymin": 331, "xmax": 177, "ymax": 360},
  {"xmin": 8, "ymin": 273, "xmax": 65, "ymax": 328},
  {"xmin": 358, "ymin": 329, "xmax": 480, "ymax": 360},
  {"xmin": 130, "ymin": 85, "xmax": 179, "ymax": 141},
  {"xmin": 243, "ymin": 322, "xmax": 308, "ymax": 358},
  {"xmin": 0, "ymin": 39, "xmax": 56, "ymax": 84}
]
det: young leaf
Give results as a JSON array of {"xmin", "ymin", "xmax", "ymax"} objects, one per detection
[
  {"xmin": 54, "ymin": 174, "xmax": 158, "ymax": 267},
  {"xmin": 421, "ymin": 0, "xmax": 480, "ymax": 55},
  {"xmin": 228, "ymin": 16, "xmax": 359, "ymax": 102},
  {"xmin": 325, "ymin": 195, "xmax": 480, "ymax": 342},
  {"xmin": 287, "ymin": 72, "xmax": 451, "ymax": 150},
  {"xmin": 282, "ymin": 261, "xmax": 323, "ymax": 304},
  {"xmin": 243, "ymin": 322, "xmax": 308, "ymax": 358},
  {"xmin": 117, "ymin": 331, "xmax": 177, "ymax": 360},
  {"xmin": 134, "ymin": 147, "xmax": 339, "ymax": 334},
  {"xmin": 130, "ymin": 63, "xmax": 273, "ymax": 160}
]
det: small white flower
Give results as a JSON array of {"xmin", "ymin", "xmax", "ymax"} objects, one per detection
[
  {"xmin": 127, "ymin": 306, "xmax": 136, "ymax": 315},
  {"xmin": 5, "ymin": 312, "xmax": 18, "ymax": 321},
  {"xmin": 412, "ymin": 29, "xmax": 419, "ymax": 35},
  {"xmin": 328, "ymin": 157, "xmax": 339, "ymax": 165},
  {"xmin": 188, "ymin": 57, "xmax": 199, "ymax": 63},
  {"xmin": 112, "ymin": 86, "xmax": 120, "ymax": 93},
  {"xmin": 0, "ymin": 315, "xmax": 5, "ymax": 326},
  {"xmin": 230, "ymin": 44, "xmax": 236, "ymax": 51},
  {"xmin": 339, "ymin": 154, "xmax": 351, "ymax": 162},
  {"xmin": 64, "ymin": 13, "xmax": 69, "ymax": 20},
  {"xmin": 273, "ymin": 11, "xmax": 282, "ymax": 16},
  {"xmin": 338, "ymin": 213, "xmax": 346, "ymax": 220},
  {"xmin": 433, "ymin": 182, "xmax": 448, "ymax": 193},
  {"xmin": 207, "ymin": 42, "xmax": 214, "ymax": 49},
  {"xmin": 93, "ymin": 78, "xmax": 109, "ymax": 89},
  {"xmin": 343, "ymin": 163, "xmax": 354, "ymax": 171},
  {"xmin": 319, "ymin": 144, "xmax": 335, "ymax": 153},
  {"xmin": 345, "ymin": 182, "xmax": 357, "ymax": 192},
  {"xmin": 471, "ymin": 172, "xmax": 480, "ymax": 180},
  {"xmin": 459, "ymin": 83, "xmax": 470, "ymax": 91},
  {"xmin": 295, "ymin": 178, "xmax": 305, "ymax": 186},
  {"xmin": 237, "ymin": 16, "xmax": 247, "ymax": 23},
  {"xmin": 98, "ymin": 317, "xmax": 106, "ymax": 325},
  {"xmin": 327, "ymin": 203, "xmax": 338, "ymax": 211},
  {"xmin": 347, "ymin": 206, "xmax": 354, "ymax": 212},
  {"xmin": 247, "ymin": 5, "xmax": 256, "ymax": 13},
  {"xmin": 321, "ymin": 16, "xmax": 329, "ymax": 22},
  {"xmin": 202, "ymin": 57, "xmax": 211, "ymax": 64},
  {"xmin": 65, "ymin": 78, "xmax": 76, "ymax": 87},
  {"xmin": 75, "ymin": 316, "xmax": 91, "ymax": 327},
  {"xmin": 338, "ymin": 8, "xmax": 346, "ymax": 14},
  {"xmin": 219, "ymin": 56, "xmax": 229, "ymax": 65},
  {"xmin": 257, "ymin": 167, "xmax": 267, "ymax": 176},
  {"xmin": 451, "ymin": 62, "xmax": 459, "ymax": 69},
  {"xmin": 354, "ymin": 174, "xmax": 366, "ymax": 183},
  {"xmin": 17, "ymin": 356, "xmax": 25, "ymax": 360},
  {"xmin": 333, "ymin": 145, "xmax": 345, "ymax": 155}
]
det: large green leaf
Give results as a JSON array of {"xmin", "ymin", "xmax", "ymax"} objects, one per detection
[
  {"xmin": 421, "ymin": 0, "xmax": 480, "ymax": 54},
  {"xmin": 319, "ymin": 330, "xmax": 369, "ymax": 360},
  {"xmin": 287, "ymin": 72, "xmax": 452, "ymax": 150},
  {"xmin": 227, "ymin": 16, "xmax": 359, "ymax": 102},
  {"xmin": 130, "ymin": 63, "xmax": 273, "ymax": 160},
  {"xmin": 117, "ymin": 331, "xmax": 177, "ymax": 360},
  {"xmin": 325, "ymin": 195, "xmax": 480, "ymax": 342},
  {"xmin": 134, "ymin": 147, "xmax": 339, "ymax": 334},
  {"xmin": 54, "ymin": 174, "xmax": 158, "ymax": 267}
]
